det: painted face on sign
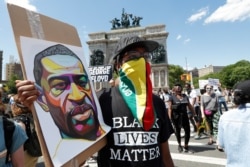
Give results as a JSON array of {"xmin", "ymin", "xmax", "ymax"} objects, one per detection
[{"xmin": 37, "ymin": 54, "xmax": 100, "ymax": 140}]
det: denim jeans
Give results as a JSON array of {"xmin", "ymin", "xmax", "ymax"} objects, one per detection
[{"xmin": 219, "ymin": 101, "xmax": 228, "ymax": 114}]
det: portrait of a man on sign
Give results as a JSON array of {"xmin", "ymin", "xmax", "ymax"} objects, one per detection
[
  {"xmin": 19, "ymin": 37, "xmax": 110, "ymax": 166},
  {"xmin": 33, "ymin": 44, "xmax": 102, "ymax": 140}
]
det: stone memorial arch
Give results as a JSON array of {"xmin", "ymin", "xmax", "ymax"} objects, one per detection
[{"xmin": 87, "ymin": 15, "xmax": 169, "ymax": 91}]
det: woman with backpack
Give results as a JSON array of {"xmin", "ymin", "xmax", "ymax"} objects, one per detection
[
  {"xmin": 0, "ymin": 115, "xmax": 27, "ymax": 167},
  {"xmin": 11, "ymin": 94, "xmax": 42, "ymax": 167}
]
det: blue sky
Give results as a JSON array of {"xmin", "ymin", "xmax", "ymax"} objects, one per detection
[{"xmin": 1, "ymin": 0, "xmax": 250, "ymax": 79}]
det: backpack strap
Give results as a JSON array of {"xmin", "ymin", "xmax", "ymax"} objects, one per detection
[
  {"xmin": 14, "ymin": 114, "xmax": 30, "ymax": 138},
  {"xmin": 3, "ymin": 116, "xmax": 15, "ymax": 164}
]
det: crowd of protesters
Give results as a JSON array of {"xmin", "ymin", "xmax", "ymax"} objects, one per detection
[
  {"xmin": 154, "ymin": 81, "xmax": 250, "ymax": 167},
  {"xmin": 0, "ymin": 77, "xmax": 246, "ymax": 167},
  {"xmin": 155, "ymin": 82, "xmax": 236, "ymax": 154},
  {"xmin": 0, "ymin": 32, "xmax": 246, "ymax": 166}
]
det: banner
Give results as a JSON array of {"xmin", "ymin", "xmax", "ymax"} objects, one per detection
[
  {"xmin": 89, "ymin": 65, "xmax": 112, "ymax": 82},
  {"xmin": 208, "ymin": 78, "xmax": 220, "ymax": 89},
  {"xmin": 199, "ymin": 78, "xmax": 220, "ymax": 90},
  {"xmin": 20, "ymin": 37, "xmax": 110, "ymax": 167},
  {"xmin": 8, "ymin": 4, "xmax": 110, "ymax": 166},
  {"xmin": 198, "ymin": 80, "xmax": 208, "ymax": 89}
]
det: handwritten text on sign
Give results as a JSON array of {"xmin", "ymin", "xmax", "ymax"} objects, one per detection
[{"xmin": 89, "ymin": 65, "xmax": 112, "ymax": 82}]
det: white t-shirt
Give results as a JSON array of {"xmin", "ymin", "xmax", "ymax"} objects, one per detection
[
  {"xmin": 162, "ymin": 93, "xmax": 171, "ymax": 109},
  {"xmin": 186, "ymin": 89, "xmax": 199, "ymax": 107}
]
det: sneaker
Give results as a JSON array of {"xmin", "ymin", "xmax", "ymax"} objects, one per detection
[
  {"xmin": 207, "ymin": 140, "xmax": 216, "ymax": 145},
  {"xmin": 202, "ymin": 132, "xmax": 209, "ymax": 136},
  {"xmin": 178, "ymin": 145, "xmax": 183, "ymax": 153},
  {"xmin": 216, "ymin": 146, "xmax": 224, "ymax": 152},
  {"xmin": 183, "ymin": 146, "xmax": 194, "ymax": 154},
  {"xmin": 194, "ymin": 134, "xmax": 201, "ymax": 140}
]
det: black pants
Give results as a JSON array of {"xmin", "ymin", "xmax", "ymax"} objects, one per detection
[{"xmin": 172, "ymin": 112, "xmax": 190, "ymax": 145}]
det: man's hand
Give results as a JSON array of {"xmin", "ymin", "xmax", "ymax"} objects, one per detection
[{"xmin": 16, "ymin": 80, "xmax": 39, "ymax": 108}]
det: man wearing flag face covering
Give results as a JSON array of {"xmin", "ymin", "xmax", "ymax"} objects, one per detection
[
  {"xmin": 97, "ymin": 35, "xmax": 174, "ymax": 167},
  {"xmin": 15, "ymin": 35, "xmax": 174, "ymax": 167}
]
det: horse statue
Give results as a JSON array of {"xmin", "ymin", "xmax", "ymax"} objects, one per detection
[
  {"xmin": 90, "ymin": 50, "xmax": 105, "ymax": 66},
  {"xmin": 121, "ymin": 8, "xmax": 132, "ymax": 28},
  {"xmin": 110, "ymin": 18, "xmax": 121, "ymax": 29},
  {"xmin": 132, "ymin": 16, "xmax": 143, "ymax": 26}
]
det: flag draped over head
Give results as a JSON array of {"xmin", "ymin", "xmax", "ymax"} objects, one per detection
[
  {"xmin": 112, "ymin": 35, "xmax": 159, "ymax": 130},
  {"xmin": 118, "ymin": 58, "xmax": 155, "ymax": 131}
]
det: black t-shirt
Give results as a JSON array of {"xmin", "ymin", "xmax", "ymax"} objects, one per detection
[
  {"xmin": 171, "ymin": 94, "xmax": 189, "ymax": 114},
  {"xmin": 97, "ymin": 87, "xmax": 174, "ymax": 167}
]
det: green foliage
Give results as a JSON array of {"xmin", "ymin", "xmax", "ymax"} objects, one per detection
[
  {"xmin": 169, "ymin": 60, "xmax": 250, "ymax": 90},
  {"xmin": 168, "ymin": 64, "xmax": 185, "ymax": 88},
  {"xmin": 192, "ymin": 77, "xmax": 199, "ymax": 88},
  {"xmin": 6, "ymin": 74, "xmax": 21, "ymax": 94},
  {"xmin": 193, "ymin": 60, "xmax": 250, "ymax": 89},
  {"xmin": 219, "ymin": 60, "xmax": 250, "ymax": 88}
]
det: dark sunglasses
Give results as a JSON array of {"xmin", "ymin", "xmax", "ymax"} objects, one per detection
[{"xmin": 122, "ymin": 51, "xmax": 150, "ymax": 63}]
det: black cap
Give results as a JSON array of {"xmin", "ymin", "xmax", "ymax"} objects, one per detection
[
  {"xmin": 233, "ymin": 80, "xmax": 250, "ymax": 104},
  {"xmin": 113, "ymin": 35, "xmax": 159, "ymax": 60},
  {"xmin": 234, "ymin": 80, "xmax": 250, "ymax": 97}
]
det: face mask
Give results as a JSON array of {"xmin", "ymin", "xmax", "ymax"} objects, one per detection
[{"xmin": 118, "ymin": 58, "xmax": 155, "ymax": 131}]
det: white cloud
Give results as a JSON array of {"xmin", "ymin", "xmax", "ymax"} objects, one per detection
[
  {"xmin": 176, "ymin": 35, "xmax": 182, "ymax": 40},
  {"xmin": 184, "ymin": 38, "xmax": 191, "ymax": 44},
  {"xmin": 205, "ymin": 0, "xmax": 250, "ymax": 24},
  {"xmin": 187, "ymin": 7, "xmax": 209, "ymax": 23},
  {"xmin": 176, "ymin": 35, "xmax": 190, "ymax": 44},
  {"xmin": 5, "ymin": 0, "xmax": 37, "ymax": 11}
]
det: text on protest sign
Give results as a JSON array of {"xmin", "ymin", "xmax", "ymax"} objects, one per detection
[{"xmin": 89, "ymin": 65, "xmax": 112, "ymax": 82}]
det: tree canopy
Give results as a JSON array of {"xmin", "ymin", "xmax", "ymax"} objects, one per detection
[
  {"xmin": 168, "ymin": 64, "xmax": 185, "ymax": 88},
  {"xmin": 218, "ymin": 60, "xmax": 250, "ymax": 88},
  {"xmin": 169, "ymin": 60, "xmax": 250, "ymax": 89},
  {"xmin": 5, "ymin": 74, "xmax": 23, "ymax": 94}
]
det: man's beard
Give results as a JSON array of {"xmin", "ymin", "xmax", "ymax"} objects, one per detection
[{"xmin": 47, "ymin": 102, "xmax": 100, "ymax": 140}]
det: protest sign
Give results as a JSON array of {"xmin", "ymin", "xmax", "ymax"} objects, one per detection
[
  {"xmin": 89, "ymin": 65, "xmax": 112, "ymax": 82},
  {"xmin": 198, "ymin": 80, "xmax": 208, "ymax": 89},
  {"xmin": 208, "ymin": 78, "xmax": 220, "ymax": 89},
  {"xmin": 7, "ymin": 3, "xmax": 110, "ymax": 167}
]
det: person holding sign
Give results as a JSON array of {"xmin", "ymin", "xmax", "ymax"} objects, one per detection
[
  {"xmin": 96, "ymin": 35, "xmax": 174, "ymax": 167},
  {"xmin": 16, "ymin": 35, "xmax": 174, "ymax": 167}
]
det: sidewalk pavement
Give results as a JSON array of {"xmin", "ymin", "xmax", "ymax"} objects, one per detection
[{"xmin": 36, "ymin": 155, "xmax": 98, "ymax": 167}]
